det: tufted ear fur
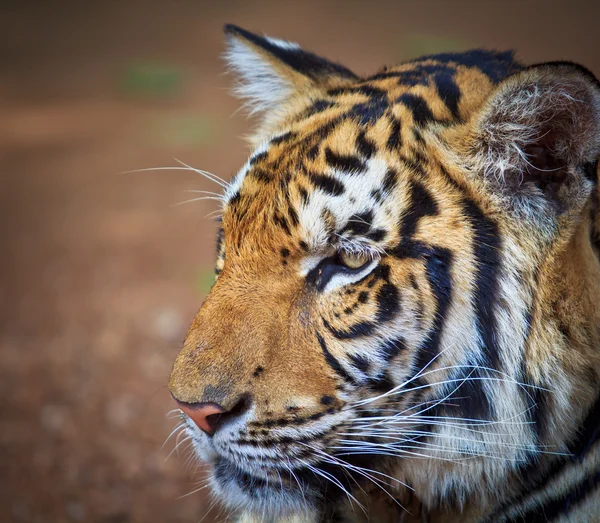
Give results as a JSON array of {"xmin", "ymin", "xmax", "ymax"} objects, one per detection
[
  {"xmin": 469, "ymin": 62, "xmax": 600, "ymax": 224},
  {"xmin": 224, "ymin": 24, "xmax": 357, "ymax": 116}
]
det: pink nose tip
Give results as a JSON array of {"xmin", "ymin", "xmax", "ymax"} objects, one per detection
[{"xmin": 174, "ymin": 399, "xmax": 226, "ymax": 436}]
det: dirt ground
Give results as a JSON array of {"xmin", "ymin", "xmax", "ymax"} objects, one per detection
[{"xmin": 1, "ymin": 1, "xmax": 599, "ymax": 522}]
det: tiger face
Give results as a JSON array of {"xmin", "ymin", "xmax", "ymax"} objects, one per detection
[{"xmin": 169, "ymin": 25, "xmax": 600, "ymax": 521}]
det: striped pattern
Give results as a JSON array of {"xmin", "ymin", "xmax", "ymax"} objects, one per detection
[{"xmin": 168, "ymin": 26, "xmax": 600, "ymax": 523}]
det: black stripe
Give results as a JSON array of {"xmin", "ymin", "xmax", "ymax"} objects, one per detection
[
  {"xmin": 302, "ymin": 118, "xmax": 342, "ymax": 151},
  {"xmin": 414, "ymin": 247, "xmax": 454, "ymax": 371},
  {"xmin": 355, "ymin": 130, "xmax": 376, "ymax": 159},
  {"xmin": 301, "ymin": 99, "xmax": 337, "ymax": 118},
  {"xmin": 287, "ymin": 204, "xmax": 299, "ymax": 227},
  {"xmin": 316, "ymin": 331, "xmax": 356, "ymax": 385},
  {"xmin": 387, "ymin": 118, "xmax": 402, "ymax": 152},
  {"xmin": 349, "ymin": 352, "xmax": 371, "ymax": 373},
  {"xmin": 328, "ymin": 85, "xmax": 389, "ymax": 125},
  {"xmin": 328, "ymin": 85, "xmax": 388, "ymax": 98},
  {"xmin": 375, "ymin": 282, "xmax": 401, "ymax": 323},
  {"xmin": 378, "ymin": 336, "xmax": 407, "ymax": 362},
  {"xmin": 528, "ymin": 383, "xmax": 551, "ymax": 443},
  {"xmin": 250, "ymin": 167, "xmax": 271, "ymax": 182},
  {"xmin": 228, "ymin": 190, "xmax": 241, "ymax": 206},
  {"xmin": 347, "ymin": 98, "xmax": 389, "ymax": 125},
  {"xmin": 371, "ymin": 189, "xmax": 383, "ymax": 205},
  {"xmin": 506, "ymin": 468, "xmax": 600, "ymax": 522},
  {"xmin": 249, "ymin": 151, "xmax": 268, "ymax": 165},
  {"xmin": 486, "ymin": 393, "xmax": 600, "ymax": 522},
  {"xmin": 432, "ymin": 71, "xmax": 461, "ymax": 120},
  {"xmin": 427, "ymin": 198, "xmax": 501, "ymax": 421},
  {"xmin": 310, "ymin": 173, "xmax": 345, "ymax": 196},
  {"xmin": 340, "ymin": 211, "xmax": 374, "ymax": 236},
  {"xmin": 368, "ymin": 70, "xmax": 427, "ymax": 85},
  {"xmin": 383, "ymin": 168, "xmax": 398, "ymax": 194},
  {"xmin": 408, "ymin": 49, "xmax": 521, "ymax": 83},
  {"xmin": 435, "ymin": 360, "xmax": 492, "ymax": 421},
  {"xmin": 325, "ymin": 148, "xmax": 366, "ymax": 174},
  {"xmin": 298, "ymin": 186, "xmax": 310, "ymax": 204},
  {"xmin": 368, "ymin": 63, "xmax": 455, "ymax": 82},
  {"xmin": 462, "ymin": 199, "xmax": 502, "ymax": 372},
  {"xmin": 396, "ymin": 93, "xmax": 438, "ymax": 126},
  {"xmin": 367, "ymin": 374, "xmax": 396, "ymax": 393},
  {"xmin": 366, "ymin": 228, "xmax": 386, "ymax": 242},
  {"xmin": 271, "ymin": 131, "xmax": 297, "ymax": 145},
  {"xmin": 323, "ymin": 317, "xmax": 376, "ymax": 339},
  {"xmin": 400, "ymin": 180, "xmax": 439, "ymax": 239},
  {"xmin": 274, "ymin": 212, "xmax": 291, "ymax": 235}
]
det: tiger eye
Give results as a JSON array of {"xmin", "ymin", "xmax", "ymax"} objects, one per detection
[{"xmin": 338, "ymin": 251, "xmax": 370, "ymax": 270}]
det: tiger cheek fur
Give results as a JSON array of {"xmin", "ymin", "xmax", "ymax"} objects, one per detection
[{"xmin": 168, "ymin": 25, "xmax": 600, "ymax": 523}]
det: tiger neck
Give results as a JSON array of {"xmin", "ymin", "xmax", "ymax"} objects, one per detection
[{"xmin": 416, "ymin": 209, "xmax": 600, "ymax": 522}]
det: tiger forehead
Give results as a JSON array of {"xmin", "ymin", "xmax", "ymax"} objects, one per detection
[
  {"xmin": 221, "ymin": 55, "xmax": 512, "ymax": 252},
  {"xmin": 228, "ymin": 53, "xmax": 512, "ymax": 191}
]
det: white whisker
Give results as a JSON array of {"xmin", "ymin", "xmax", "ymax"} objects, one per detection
[
  {"xmin": 174, "ymin": 158, "xmax": 228, "ymax": 186},
  {"xmin": 184, "ymin": 189, "xmax": 226, "ymax": 199},
  {"xmin": 162, "ymin": 422, "xmax": 186, "ymax": 449},
  {"xmin": 172, "ymin": 196, "xmax": 224, "ymax": 207}
]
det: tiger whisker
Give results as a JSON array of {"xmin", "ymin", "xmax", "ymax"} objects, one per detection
[
  {"xmin": 283, "ymin": 457, "xmax": 310, "ymax": 507},
  {"xmin": 301, "ymin": 443, "xmax": 411, "ymax": 515},
  {"xmin": 174, "ymin": 158, "xmax": 228, "ymax": 185},
  {"xmin": 337, "ymin": 434, "xmax": 538, "ymax": 457},
  {"xmin": 162, "ymin": 422, "xmax": 187, "ymax": 449},
  {"xmin": 120, "ymin": 165, "xmax": 228, "ymax": 188},
  {"xmin": 304, "ymin": 442, "xmax": 410, "ymax": 491},
  {"xmin": 172, "ymin": 196, "xmax": 224, "ymax": 207},
  {"xmin": 352, "ymin": 395, "xmax": 540, "ymax": 427},
  {"xmin": 336, "ymin": 447, "xmax": 467, "ymax": 464},
  {"xmin": 340, "ymin": 431, "xmax": 570, "ymax": 457},
  {"xmin": 165, "ymin": 433, "xmax": 192, "ymax": 461},
  {"xmin": 350, "ymin": 345, "xmax": 456, "ymax": 408},
  {"xmin": 352, "ymin": 363, "xmax": 550, "ymax": 410},
  {"xmin": 339, "ymin": 429, "xmax": 535, "ymax": 450},
  {"xmin": 343, "ymin": 423, "xmax": 539, "ymax": 441},
  {"xmin": 297, "ymin": 458, "xmax": 366, "ymax": 515},
  {"xmin": 204, "ymin": 209, "xmax": 224, "ymax": 219},
  {"xmin": 336, "ymin": 442, "xmax": 540, "ymax": 463},
  {"xmin": 184, "ymin": 189, "xmax": 226, "ymax": 200},
  {"xmin": 177, "ymin": 479, "xmax": 212, "ymax": 500}
]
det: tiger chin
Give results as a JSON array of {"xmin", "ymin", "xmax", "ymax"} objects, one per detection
[{"xmin": 168, "ymin": 24, "xmax": 600, "ymax": 523}]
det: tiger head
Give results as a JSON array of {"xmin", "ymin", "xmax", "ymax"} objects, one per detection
[{"xmin": 169, "ymin": 25, "xmax": 600, "ymax": 521}]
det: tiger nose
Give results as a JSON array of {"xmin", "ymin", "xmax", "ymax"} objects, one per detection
[{"xmin": 174, "ymin": 399, "xmax": 226, "ymax": 436}]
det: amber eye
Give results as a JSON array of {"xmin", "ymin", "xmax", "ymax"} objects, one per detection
[{"xmin": 338, "ymin": 251, "xmax": 371, "ymax": 270}]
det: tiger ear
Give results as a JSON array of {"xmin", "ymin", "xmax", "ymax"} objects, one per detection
[
  {"xmin": 224, "ymin": 24, "xmax": 357, "ymax": 115},
  {"xmin": 469, "ymin": 62, "xmax": 600, "ymax": 221}
]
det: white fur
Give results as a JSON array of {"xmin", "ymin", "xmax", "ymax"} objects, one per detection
[
  {"xmin": 265, "ymin": 36, "xmax": 301, "ymax": 51},
  {"xmin": 298, "ymin": 157, "xmax": 398, "ymax": 255},
  {"xmin": 225, "ymin": 36, "xmax": 298, "ymax": 114}
]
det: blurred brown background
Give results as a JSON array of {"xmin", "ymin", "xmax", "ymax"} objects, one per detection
[{"xmin": 1, "ymin": 1, "xmax": 599, "ymax": 522}]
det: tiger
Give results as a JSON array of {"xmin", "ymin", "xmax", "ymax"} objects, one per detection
[{"xmin": 168, "ymin": 24, "xmax": 600, "ymax": 523}]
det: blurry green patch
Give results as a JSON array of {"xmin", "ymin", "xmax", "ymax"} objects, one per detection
[
  {"xmin": 401, "ymin": 35, "xmax": 468, "ymax": 60},
  {"xmin": 196, "ymin": 267, "xmax": 217, "ymax": 295},
  {"xmin": 147, "ymin": 114, "xmax": 217, "ymax": 147},
  {"xmin": 120, "ymin": 61, "xmax": 184, "ymax": 99}
]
